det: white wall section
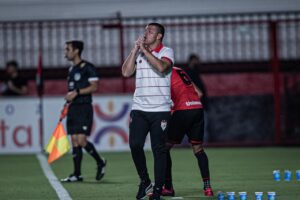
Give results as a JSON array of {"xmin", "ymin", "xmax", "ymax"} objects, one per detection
[{"xmin": 0, "ymin": 0, "xmax": 299, "ymax": 21}]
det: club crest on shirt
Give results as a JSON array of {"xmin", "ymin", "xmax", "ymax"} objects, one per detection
[
  {"xmin": 80, "ymin": 62, "xmax": 86, "ymax": 68},
  {"xmin": 161, "ymin": 120, "xmax": 167, "ymax": 131},
  {"xmin": 74, "ymin": 73, "xmax": 81, "ymax": 81}
]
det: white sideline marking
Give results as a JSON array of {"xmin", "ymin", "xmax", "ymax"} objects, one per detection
[{"xmin": 36, "ymin": 153, "xmax": 72, "ymax": 200}]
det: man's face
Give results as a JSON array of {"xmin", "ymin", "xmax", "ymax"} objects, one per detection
[
  {"xmin": 143, "ymin": 25, "xmax": 161, "ymax": 45},
  {"xmin": 6, "ymin": 65, "xmax": 17, "ymax": 77},
  {"xmin": 64, "ymin": 44, "xmax": 77, "ymax": 61},
  {"xmin": 189, "ymin": 57, "xmax": 200, "ymax": 69}
]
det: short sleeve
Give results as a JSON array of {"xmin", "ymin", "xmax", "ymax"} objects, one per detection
[
  {"xmin": 161, "ymin": 47, "xmax": 175, "ymax": 65},
  {"xmin": 86, "ymin": 64, "xmax": 99, "ymax": 82}
]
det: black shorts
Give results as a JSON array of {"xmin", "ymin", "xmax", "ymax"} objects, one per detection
[
  {"xmin": 167, "ymin": 108, "xmax": 204, "ymax": 145},
  {"xmin": 129, "ymin": 110, "xmax": 170, "ymax": 150},
  {"xmin": 67, "ymin": 103, "xmax": 93, "ymax": 135}
]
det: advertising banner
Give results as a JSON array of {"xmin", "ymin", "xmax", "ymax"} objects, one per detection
[
  {"xmin": 0, "ymin": 98, "xmax": 41, "ymax": 153},
  {"xmin": 0, "ymin": 95, "xmax": 151, "ymax": 154}
]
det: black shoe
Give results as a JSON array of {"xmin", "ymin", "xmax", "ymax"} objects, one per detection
[
  {"xmin": 96, "ymin": 159, "xmax": 107, "ymax": 181},
  {"xmin": 149, "ymin": 186, "xmax": 163, "ymax": 200},
  {"xmin": 136, "ymin": 180, "xmax": 153, "ymax": 199},
  {"xmin": 149, "ymin": 192, "xmax": 161, "ymax": 200},
  {"xmin": 61, "ymin": 174, "xmax": 83, "ymax": 182}
]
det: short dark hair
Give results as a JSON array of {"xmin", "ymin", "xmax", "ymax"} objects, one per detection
[
  {"xmin": 6, "ymin": 60, "xmax": 19, "ymax": 69},
  {"xmin": 188, "ymin": 54, "xmax": 200, "ymax": 63},
  {"xmin": 66, "ymin": 40, "xmax": 84, "ymax": 56},
  {"xmin": 148, "ymin": 22, "xmax": 165, "ymax": 40}
]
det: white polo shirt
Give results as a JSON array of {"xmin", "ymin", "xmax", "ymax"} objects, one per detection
[{"xmin": 132, "ymin": 43, "xmax": 175, "ymax": 112}]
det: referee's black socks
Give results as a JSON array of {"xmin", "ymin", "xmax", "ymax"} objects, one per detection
[
  {"xmin": 194, "ymin": 150, "xmax": 211, "ymax": 189},
  {"xmin": 84, "ymin": 141, "xmax": 105, "ymax": 166},
  {"xmin": 72, "ymin": 146, "xmax": 82, "ymax": 176}
]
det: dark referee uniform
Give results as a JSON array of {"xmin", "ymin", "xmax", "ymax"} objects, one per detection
[{"xmin": 66, "ymin": 60, "xmax": 98, "ymax": 135}]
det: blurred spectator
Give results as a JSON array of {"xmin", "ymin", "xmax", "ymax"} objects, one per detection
[
  {"xmin": 1, "ymin": 60, "xmax": 28, "ymax": 96},
  {"xmin": 183, "ymin": 54, "xmax": 208, "ymax": 110},
  {"xmin": 182, "ymin": 54, "xmax": 212, "ymax": 142}
]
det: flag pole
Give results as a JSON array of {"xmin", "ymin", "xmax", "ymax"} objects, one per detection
[
  {"xmin": 38, "ymin": 89, "xmax": 44, "ymax": 152},
  {"xmin": 37, "ymin": 51, "xmax": 44, "ymax": 152},
  {"xmin": 37, "ymin": 22, "xmax": 45, "ymax": 152}
]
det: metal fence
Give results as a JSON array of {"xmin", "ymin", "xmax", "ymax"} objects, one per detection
[{"xmin": 0, "ymin": 11, "xmax": 300, "ymax": 69}]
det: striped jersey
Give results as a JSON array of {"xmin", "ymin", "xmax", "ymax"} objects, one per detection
[
  {"xmin": 132, "ymin": 43, "xmax": 175, "ymax": 112},
  {"xmin": 171, "ymin": 66, "xmax": 203, "ymax": 111}
]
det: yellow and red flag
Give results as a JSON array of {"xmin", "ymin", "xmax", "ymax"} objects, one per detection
[{"xmin": 45, "ymin": 122, "xmax": 70, "ymax": 164}]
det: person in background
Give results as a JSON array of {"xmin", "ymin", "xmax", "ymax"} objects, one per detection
[
  {"xmin": 184, "ymin": 54, "xmax": 212, "ymax": 142},
  {"xmin": 184, "ymin": 54, "xmax": 208, "ymax": 109},
  {"xmin": 1, "ymin": 60, "xmax": 28, "ymax": 96},
  {"xmin": 61, "ymin": 40, "xmax": 106, "ymax": 182}
]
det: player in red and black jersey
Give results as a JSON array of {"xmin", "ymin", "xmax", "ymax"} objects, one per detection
[{"xmin": 162, "ymin": 66, "xmax": 214, "ymax": 197}]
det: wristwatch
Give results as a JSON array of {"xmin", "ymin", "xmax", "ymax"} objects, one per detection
[{"xmin": 76, "ymin": 88, "xmax": 80, "ymax": 95}]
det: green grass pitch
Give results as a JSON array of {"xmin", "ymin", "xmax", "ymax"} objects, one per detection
[{"xmin": 0, "ymin": 147, "xmax": 299, "ymax": 200}]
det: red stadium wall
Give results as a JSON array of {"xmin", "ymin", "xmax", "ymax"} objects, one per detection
[
  {"xmin": 3, "ymin": 72, "xmax": 300, "ymax": 145},
  {"xmin": 25, "ymin": 72, "xmax": 285, "ymax": 96}
]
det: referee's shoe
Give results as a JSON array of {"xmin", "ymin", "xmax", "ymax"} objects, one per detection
[
  {"xmin": 61, "ymin": 174, "xmax": 83, "ymax": 182},
  {"xmin": 96, "ymin": 159, "xmax": 107, "ymax": 181}
]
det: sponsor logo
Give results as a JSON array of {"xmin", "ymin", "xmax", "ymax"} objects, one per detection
[
  {"xmin": 80, "ymin": 62, "xmax": 86, "ymax": 68},
  {"xmin": 92, "ymin": 101, "xmax": 130, "ymax": 146},
  {"xmin": 74, "ymin": 73, "xmax": 81, "ymax": 81},
  {"xmin": 185, "ymin": 101, "xmax": 201, "ymax": 106}
]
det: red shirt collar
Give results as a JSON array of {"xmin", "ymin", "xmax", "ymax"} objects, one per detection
[{"xmin": 150, "ymin": 43, "xmax": 164, "ymax": 53}]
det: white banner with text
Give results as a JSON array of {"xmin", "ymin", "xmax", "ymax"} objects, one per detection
[{"xmin": 0, "ymin": 95, "xmax": 152, "ymax": 154}]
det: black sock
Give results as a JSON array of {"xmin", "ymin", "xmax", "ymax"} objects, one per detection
[
  {"xmin": 72, "ymin": 146, "xmax": 82, "ymax": 176},
  {"xmin": 203, "ymin": 179, "xmax": 211, "ymax": 189},
  {"xmin": 84, "ymin": 141, "xmax": 104, "ymax": 165},
  {"xmin": 194, "ymin": 150, "xmax": 211, "ymax": 189},
  {"xmin": 165, "ymin": 150, "xmax": 173, "ymax": 189}
]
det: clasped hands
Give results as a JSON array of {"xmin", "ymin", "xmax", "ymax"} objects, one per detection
[{"xmin": 134, "ymin": 37, "xmax": 149, "ymax": 53}]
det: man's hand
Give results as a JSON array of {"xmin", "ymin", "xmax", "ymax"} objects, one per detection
[
  {"xmin": 121, "ymin": 37, "xmax": 143, "ymax": 77},
  {"xmin": 64, "ymin": 91, "xmax": 77, "ymax": 102},
  {"xmin": 133, "ymin": 37, "xmax": 141, "ymax": 52},
  {"xmin": 7, "ymin": 80, "xmax": 27, "ymax": 95},
  {"xmin": 135, "ymin": 36, "xmax": 148, "ymax": 53},
  {"xmin": 136, "ymin": 37, "xmax": 150, "ymax": 53},
  {"xmin": 7, "ymin": 81, "xmax": 16, "ymax": 91}
]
